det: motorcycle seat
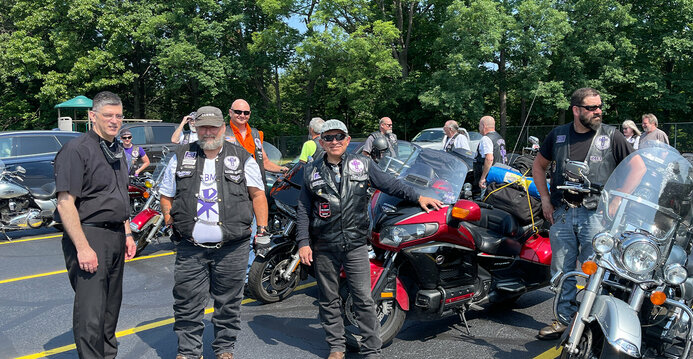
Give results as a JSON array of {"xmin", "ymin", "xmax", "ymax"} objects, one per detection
[
  {"xmin": 468, "ymin": 225, "xmax": 523, "ymax": 256},
  {"xmin": 473, "ymin": 207, "xmax": 519, "ymax": 237},
  {"xmin": 29, "ymin": 182, "xmax": 56, "ymax": 200}
]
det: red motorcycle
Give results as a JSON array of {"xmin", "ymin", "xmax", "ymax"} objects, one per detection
[
  {"xmin": 340, "ymin": 148, "xmax": 552, "ymax": 348},
  {"xmin": 128, "ymin": 174, "xmax": 151, "ymax": 215}
]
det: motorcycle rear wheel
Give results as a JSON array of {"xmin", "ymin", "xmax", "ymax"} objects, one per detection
[
  {"xmin": 247, "ymin": 246, "xmax": 300, "ymax": 304},
  {"xmin": 340, "ymin": 280, "xmax": 406, "ymax": 350}
]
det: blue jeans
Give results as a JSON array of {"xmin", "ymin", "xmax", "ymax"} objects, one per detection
[{"xmin": 550, "ymin": 205, "xmax": 603, "ymax": 323}]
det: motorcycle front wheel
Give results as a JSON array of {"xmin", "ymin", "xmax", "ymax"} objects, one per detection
[
  {"xmin": 247, "ymin": 245, "xmax": 300, "ymax": 304},
  {"xmin": 339, "ymin": 280, "xmax": 406, "ymax": 350},
  {"xmin": 560, "ymin": 324, "xmax": 628, "ymax": 359}
]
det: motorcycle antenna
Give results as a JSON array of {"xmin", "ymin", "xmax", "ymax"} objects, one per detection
[{"xmin": 510, "ymin": 82, "xmax": 541, "ymax": 156}]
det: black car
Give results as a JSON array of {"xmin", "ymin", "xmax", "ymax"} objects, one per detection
[
  {"xmin": 0, "ymin": 130, "xmax": 82, "ymax": 188},
  {"xmin": 120, "ymin": 122, "xmax": 178, "ymax": 168}
]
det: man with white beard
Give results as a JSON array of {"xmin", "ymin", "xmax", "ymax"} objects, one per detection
[{"xmin": 159, "ymin": 106, "xmax": 268, "ymax": 359}]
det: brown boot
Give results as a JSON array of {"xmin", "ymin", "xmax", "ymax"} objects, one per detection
[
  {"xmin": 216, "ymin": 354, "xmax": 233, "ymax": 359},
  {"xmin": 537, "ymin": 320, "xmax": 567, "ymax": 340},
  {"xmin": 327, "ymin": 352, "xmax": 345, "ymax": 359}
]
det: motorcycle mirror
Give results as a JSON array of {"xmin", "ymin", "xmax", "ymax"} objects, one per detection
[
  {"xmin": 564, "ymin": 160, "xmax": 589, "ymax": 179},
  {"xmin": 528, "ymin": 136, "xmax": 539, "ymax": 146},
  {"xmin": 16, "ymin": 166, "xmax": 26, "ymax": 174}
]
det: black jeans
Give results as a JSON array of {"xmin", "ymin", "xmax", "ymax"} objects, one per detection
[
  {"xmin": 62, "ymin": 226, "xmax": 126, "ymax": 359},
  {"xmin": 314, "ymin": 244, "xmax": 382, "ymax": 357},
  {"xmin": 173, "ymin": 239, "xmax": 249, "ymax": 357}
]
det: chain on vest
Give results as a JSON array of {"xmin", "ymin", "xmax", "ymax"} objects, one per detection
[{"xmin": 445, "ymin": 133, "xmax": 459, "ymax": 152}]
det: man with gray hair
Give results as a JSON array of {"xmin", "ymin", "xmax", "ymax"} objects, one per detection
[
  {"xmin": 639, "ymin": 113, "xmax": 669, "ymax": 146},
  {"xmin": 299, "ymin": 117, "xmax": 326, "ymax": 163},
  {"xmin": 443, "ymin": 120, "xmax": 471, "ymax": 152},
  {"xmin": 54, "ymin": 91, "xmax": 137, "ymax": 358},
  {"xmin": 362, "ymin": 116, "xmax": 398, "ymax": 158}
]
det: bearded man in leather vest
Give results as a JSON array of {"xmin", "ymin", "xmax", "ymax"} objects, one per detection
[
  {"xmin": 533, "ymin": 88, "xmax": 634, "ymax": 340},
  {"xmin": 159, "ymin": 106, "xmax": 269, "ymax": 359},
  {"xmin": 296, "ymin": 120, "xmax": 443, "ymax": 359}
]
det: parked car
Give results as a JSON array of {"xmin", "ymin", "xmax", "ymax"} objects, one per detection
[
  {"xmin": 120, "ymin": 122, "xmax": 178, "ymax": 168},
  {"xmin": 0, "ymin": 130, "xmax": 82, "ymax": 188},
  {"xmin": 411, "ymin": 127, "xmax": 481, "ymax": 152}
]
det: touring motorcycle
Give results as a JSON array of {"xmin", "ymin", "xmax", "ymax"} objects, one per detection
[
  {"xmin": 0, "ymin": 160, "xmax": 57, "ymax": 239},
  {"xmin": 129, "ymin": 149, "xmax": 173, "ymax": 256},
  {"xmin": 339, "ymin": 147, "xmax": 553, "ymax": 348},
  {"xmin": 554, "ymin": 143, "xmax": 693, "ymax": 358}
]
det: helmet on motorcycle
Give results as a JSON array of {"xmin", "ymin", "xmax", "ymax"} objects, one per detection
[{"xmin": 370, "ymin": 137, "xmax": 389, "ymax": 163}]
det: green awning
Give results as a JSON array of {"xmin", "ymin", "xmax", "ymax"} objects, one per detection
[{"xmin": 54, "ymin": 95, "xmax": 92, "ymax": 109}]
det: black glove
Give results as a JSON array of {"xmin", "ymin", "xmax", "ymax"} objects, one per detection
[{"xmin": 254, "ymin": 231, "xmax": 271, "ymax": 258}]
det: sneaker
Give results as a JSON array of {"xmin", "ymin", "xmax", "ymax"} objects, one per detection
[{"xmin": 537, "ymin": 320, "xmax": 567, "ymax": 340}]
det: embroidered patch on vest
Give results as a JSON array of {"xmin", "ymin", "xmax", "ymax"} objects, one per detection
[
  {"xmin": 348, "ymin": 159, "xmax": 365, "ymax": 173},
  {"xmin": 318, "ymin": 202, "xmax": 331, "ymax": 218},
  {"xmin": 556, "ymin": 135, "xmax": 566, "ymax": 143},
  {"xmin": 182, "ymin": 151, "xmax": 197, "ymax": 166},
  {"xmin": 176, "ymin": 170, "xmax": 192, "ymax": 177},
  {"xmin": 595, "ymin": 135, "xmax": 611, "ymax": 150},
  {"xmin": 254, "ymin": 138, "xmax": 263, "ymax": 150},
  {"xmin": 224, "ymin": 156, "xmax": 240, "ymax": 170},
  {"xmin": 590, "ymin": 155, "xmax": 603, "ymax": 162}
]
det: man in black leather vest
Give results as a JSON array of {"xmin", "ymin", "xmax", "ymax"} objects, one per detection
[
  {"xmin": 159, "ymin": 106, "xmax": 269, "ymax": 359},
  {"xmin": 296, "ymin": 120, "xmax": 442, "ymax": 359},
  {"xmin": 299, "ymin": 117, "xmax": 325, "ymax": 163},
  {"xmin": 362, "ymin": 116, "xmax": 398, "ymax": 158},
  {"xmin": 474, "ymin": 116, "xmax": 507, "ymax": 191},
  {"xmin": 533, "ymin": 88, "xmax": 633, "ymax": 340}
]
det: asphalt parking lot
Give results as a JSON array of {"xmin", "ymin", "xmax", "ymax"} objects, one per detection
[{"xmin": 0, "ymin": 230, "xmax": 564, "ymax": 359}]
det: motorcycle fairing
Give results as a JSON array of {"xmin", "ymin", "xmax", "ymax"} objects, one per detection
[
  {"xmin": 130, "ymin": 208, "xmax": 160, "ymax": 231},
  {"xmin": 518, "ymin": 233, "xmax": 552, "ymax": 265},
  {"xmin": 589, "ymin": 295, "xmax": 642, "ymax": 357}
]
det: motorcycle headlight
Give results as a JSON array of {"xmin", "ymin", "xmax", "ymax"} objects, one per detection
[
  {"xmin": 664, "ymin": 263, "xmax": 688, "ymax": 285},
  {"xmin": 145, "ymin": 179, "xmax": 154, "ymax": 188},
  {"xmin": 592, "ymin": 232, "xmax": 614, "ymax": 254},
  {"xmin": 379, "ymin": 223, "xmax": 438, "ymax": 247},
  {"xmin": 620, "ymin": 236, "xmax": 660, "ymax": 275}
]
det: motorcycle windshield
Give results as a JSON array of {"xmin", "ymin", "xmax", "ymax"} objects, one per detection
[
  {"xmin": 396, "ymin": 148, "xmax": 469, "ymax": 205},
  {"xmin": 598, "ymin": 142, "xmax": 693, "ymax": 240},
  {"xmin": 152, "ymin": 146, "xmax": 175, "ymax": 183},
  {"xmin": 0, "ymin": 159, "xmax": 4, "ymax": 176}
]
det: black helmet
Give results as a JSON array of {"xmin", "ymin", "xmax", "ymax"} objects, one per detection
[{"xmin": 370, "ymin": 137, "xmax": 389, "ymax": 163}]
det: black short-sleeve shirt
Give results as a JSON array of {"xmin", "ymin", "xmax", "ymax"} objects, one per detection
[
  {"xmin": 539, "ymin": 123, "xmax": 632, "ymax": 163},
  {"xmin": 54, "ymin": 130, "xmax": 130, "ymax": 223}
]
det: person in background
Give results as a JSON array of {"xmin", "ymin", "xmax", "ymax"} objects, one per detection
[
  {"xmin": 299, "ymin": 117, "xmax": 325, "ymax": 163},
  {"xmin": 362, "ymin": 117, "xmax": 398, "ymax": 158},
  {"xmin": 443, "ymin": 120, "xmax": 471, "ymax": 152},
  {"xmin": 640, "ymin": 113, "xmax": 670, "ymax": 147},
  {"xmin": 621, "ymin": 119, "xmax": 641, "ymax": 150},
  {"xmin": 171, "ymin": 112, "xmax": 199, "ymax": 144},
  {"xmin": 120, "ymin": 128, "xmax": 150, "ymax": 176},
  {"xmin": 474, "ymin": 116, "xmax": 507, "ymax": 191}
]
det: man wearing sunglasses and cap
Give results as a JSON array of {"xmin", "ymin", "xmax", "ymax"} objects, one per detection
[
  {"xmin": 296, "ymin": 119, "xmax": 443, "ymax": 359},
  {"xmin": 120, "ymin": 128, "xmax": 150, "ymax": 176},
  {"xmin": 532, "ymin": 88, "xmax": 634, "ymax": 340},
  {"xmin": 159, "ymin": 106, "xmax": 269, "ymax": 359}
]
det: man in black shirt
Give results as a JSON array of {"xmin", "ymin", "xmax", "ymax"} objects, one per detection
[
  {"xmin": 296, "ymin": 120, "xmax": 442, "ymax": 359},
  {"xmin": 532, "ymin": 88, "xmax": 633, "ymax": 340},
  {"xmin": 54, "ymin": 91, "xmax": 137, "ymax": 358}
]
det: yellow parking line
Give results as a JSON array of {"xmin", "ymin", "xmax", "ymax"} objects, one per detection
[
  {"xmin": 0, "ymin": 233, "xmax": 62, "ymax": 244},
  {"xmin": 0, "ymin": 251, "xmax": 175, "ymax": 284},
  {"xmin": 16, "ymin": 281, "xmax": 319, "ymax": 358},
  {"xmin": 533, "ymin": 346, "xmax": 562, "ymax": 359}
]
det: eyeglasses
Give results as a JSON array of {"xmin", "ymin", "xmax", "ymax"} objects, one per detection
[
  {"xmin": 231, "ymin": 109, "xmax": 251, "ymax": 116},
  {"xmin": 575, "ymin": 104, "xmax": 603, "ymax": 111},
  {"xmin": 382, "ymin": 123, "xmax": 393, "ymax": 127},
  {"xmin": 95, "ymin": 111, "xmax": 124, "ymax": 120},
  {"xmin": 121, "ymin": 136, "xmax": 132, "ymax": 140},
  {"xmin": 322, "ymin": 133, "xmax": 347, "ymax": 142}
]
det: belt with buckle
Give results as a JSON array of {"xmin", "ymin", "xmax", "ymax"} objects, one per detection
[{"xmin": 82, "ymin": 222, "xmax": 124, "ymax": 231}]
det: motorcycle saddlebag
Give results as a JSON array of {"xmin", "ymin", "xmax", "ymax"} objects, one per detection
[{"xmin": 483, "ymin": 181, "xmax": 542, "ymax": 226}]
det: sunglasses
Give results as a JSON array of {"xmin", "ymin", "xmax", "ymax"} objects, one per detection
[
  {"xmin": 121, "ymin": 136, "xmax": 132, "ymax": 140},
  {"xmin": 382, "ymin": 123, "xmax": 393, "ymax": 127},
  {"xmin": 231, "ymin": 109, "xmax": 251, "ymax": 116},
  {"xmin": 575, "ymin": 104, "xmax": 603, "ymax": 111},
  {"xmin": 322, "ymin": 133, "xmax": 347, "ymax": 142}
]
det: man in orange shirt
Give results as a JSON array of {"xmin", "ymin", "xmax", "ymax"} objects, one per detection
[{"xmin": 226, "ymin": 99, "xmax": 288, "ymax": 185}]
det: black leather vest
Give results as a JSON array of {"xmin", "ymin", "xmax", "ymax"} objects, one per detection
[
  {"xmin": 126, "ymin": 145, "xmax": 140, "ymax": 175},
  {"xmin": 225, "ymin": 126, "xmax": 266, "ymax": 185},
  {"xmin": 445, "ymin": 133, "xmax": 459, "ymax": 152},
  {"xmin": 549, "ymin": 124, "xmax": 617, "ymax": 209},
  {"xmin": 370, "ymin": 131, "xmax": 398, "ymax": 158},
  {"xmin": 170, "ymin": 142, "xmax": 254, "ymax": 243},
  {"xmin": 474, "ymin": 131, "xmax": 507, "ymax": 182},
  {"xmin": 304, "ymin": 153, "xmax": 372, "ymax": 252}
]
